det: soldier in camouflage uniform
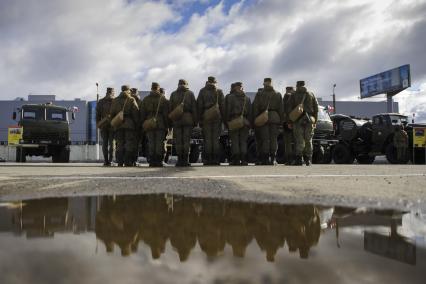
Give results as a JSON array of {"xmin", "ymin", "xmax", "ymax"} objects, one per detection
[
  {"xmin": 252, "ymin": 78, "xmax": 284, "ymax": 165},
  {"xmin": 96, "ymin": 87, "xmax": 115, "ymax": 166},
  {"xmin": 393, "ymin": 124, "xmax": 408, "ymax": 163},
  {"xmin": 169, "ymin": 79, "xmax": 197, "ymax": 167},
  {"xmin": 130, "ymin": 88, "xmax": 141, "ymax": 165},
  {"xmin": 283, "ymin": 86, "xmax": 295, "ymax": 165},
  {"xmin": 140, "ymin": 82, "xmax": 169, "ymax": 167},
  {"xmin": 225, "ymin": 82, "xmax": 252, "ymax": 166},
  {"xmin": 197, "ymin": 76, "xmax": 225, "ymax": 165},
  {"xmin": 288, "ymin": 81, "xmax": 318, "ymax": 166},
  {"xmin": 109, "ymin": 85, "xmax": 139, "ymax": 167}
]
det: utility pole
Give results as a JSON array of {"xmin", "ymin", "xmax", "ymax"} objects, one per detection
[
  {"xmin": 332, "ymin": 84, "xmax": 336, "ymax": 114},
  {"xmin": 96, "ymin": 83, "xmax": 100, "ymax": 161}
]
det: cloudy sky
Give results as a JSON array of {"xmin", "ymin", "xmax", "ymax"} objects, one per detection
[{"xmin": 1, "ymin": 0, "xmax": 425, "ymax": 120}]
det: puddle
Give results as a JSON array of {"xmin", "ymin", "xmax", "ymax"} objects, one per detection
[{"xmin": 0, "ymin": 194, "xmax": 425, "ymax": 284}]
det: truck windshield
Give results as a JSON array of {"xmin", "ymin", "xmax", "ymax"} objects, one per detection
[
  {"xmin": 389, "ymin": 115, "xmax": 408, "ymax": 125},
  {"xmin": 46, "ymin": 109, "xmax": 67, "ymax": 121},
  {"xmin": 318, "ymin": 108, "xmax": 331, "ymax": 122},
  {"xmin": 22, "ymin": 108, "xmax": 44, "ymax": 120}
]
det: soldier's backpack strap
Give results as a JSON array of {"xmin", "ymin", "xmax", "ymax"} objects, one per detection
[{"xmin": 154, "ymin": 95, "xmax": 163, "ymax": 120}]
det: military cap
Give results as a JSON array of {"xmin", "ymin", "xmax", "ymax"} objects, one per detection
[
  {"xmin": 207, "ymin": 76, "xmax": 217, "ymax": 83},
  {"xmin": 106, "ymin": 87, "xmax": 114, "ymax": 93},
  {"xmin": 264, "ymin": 78, "xmax": 272, "ymax": 83},
  {"xmin": 151, "ymin": 82, "xmax": 160, "ymax": 89},
  {"xmin": 296, "ymin": 81, "xmax": 305, "ymax": 87},
  {"xmin": 130, "ymin": 87, "xmax": 138, "ymax": 94},
  {"xmin": 234, "ymin": 82, "xmax": 243, "ymax": 87},
  {"xmin": 178, "ymin": 79, "xmax": 188, "ymax": 86},
  {"xmin": 121, "ymin": 85, "xmax": 130, "ymax": 91},
  {"xmin": 286, "ymin": 86, "xmax": 294, "ymax": 91}
]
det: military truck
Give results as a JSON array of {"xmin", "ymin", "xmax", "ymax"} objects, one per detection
[
  {"xmin": 331, "ymin": 113, "xmax": 422, "ymax": 164},
  {"xmin": 12, "ymin": 103, "xmax": 75, "ymax": 163}
]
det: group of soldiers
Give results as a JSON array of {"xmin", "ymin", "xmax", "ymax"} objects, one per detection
[{"xmin": 96, "ymin": 76, "xmax": 318, "ymax": 167}]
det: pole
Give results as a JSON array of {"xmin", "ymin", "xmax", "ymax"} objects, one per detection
[
  {"xmin": 96, "ymin": 83, "xmax": 100, "ymax": 161},
  {"xmin": 332, "ymin": 84, "xmax": 336, "ymax": 114},
  {"xmin": 386, "ymin": 93, "xmax": 393, "ymax": 113}
]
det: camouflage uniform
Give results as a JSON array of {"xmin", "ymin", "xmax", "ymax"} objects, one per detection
[
  {"xmin": 169, "ymin": 79, "xmax": 197, "ymax": 167},
  {"xmin": 289, "ymin": 81, "xmax": 318, "ymax": 166},
  {"xmin": 109, "ymin": 85, "xmax": 139, "ymax": 166},
  {"xmin": 197, "ymin": 76, "xmax": 225, "ymax": 165},
  {"xmin": 96, "ymin": 87, "xmax": 115, "ymax": 166},
  {"xmin": 252, "ymin": 78, "xmax": 284, "ymax": 165},
  {"xmin": 282, "ymin": 87, "xmax": 295, "ymax": 165},
  {"xmin": 393, "ymin": 125, "xmax": 408, "ymax": 162},
  {"xmin": 225, "ymin": 82, "xmax": 252, "ymax": 165},
  {"xmin": 131, "ymin": 88, "xmax": 141, "ymax": 165},
  {"xmin": 140, "ymin": 83, "xmax": 169, "ymax": 167}
]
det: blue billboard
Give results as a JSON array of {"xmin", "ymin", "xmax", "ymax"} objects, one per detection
[{"xmin": 360, "ymin": 64, "xmax": 411, "ymax": 99}]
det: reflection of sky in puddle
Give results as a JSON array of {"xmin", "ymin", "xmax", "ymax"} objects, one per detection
[{"xmin": 0, "ymin": 195, "xmax": 425, "ymax": 284}]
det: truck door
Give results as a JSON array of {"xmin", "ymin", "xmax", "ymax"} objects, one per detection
[{"xmin": 371, "ymin": 116, "xmax": 386, "ymax": 152}]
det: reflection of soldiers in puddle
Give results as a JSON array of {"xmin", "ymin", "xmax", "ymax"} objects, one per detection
[
  {"xmin": 286, "ymin": 205, "xmax": 321, "ymax": 259},
  {"xmin": 168, "ymin": 197, "xmax": 197, "ymax": 261},
  {"xmin": 194, "ymin": 198, "xmax": 226, "ymax": 257},
  {"xmin": 139, "ymin": 195, "xmax": 169, "ymax": 259},
  {"xmin": 223, "ymin": 202, "xmax": 253, "ymax": 258},
  {"xmin": 96, "ymin": 196, "xmax": 140, "ymax": 256},
  {"xmin": 251, "ymin": 204, "xmax": 287, "ymax": 262}
]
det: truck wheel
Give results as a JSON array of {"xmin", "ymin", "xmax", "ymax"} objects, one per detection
[
  {"xmin": 356, "ymin": 155, "xmax": 375, "ymax": 164},
  {"xmin": 385, "ymin": 143, "xmax": 399, "ymax": 164},
  {"xmin": 189, "ymin": 144, "xmax": 200, "ymax": 163},
  {"xmin": 333, "ymin": 143, "xmax": 354, "ymax": 164},
  {"xmin": 16, "ymin": 148, "xmax": 26, "ymax": 162}
]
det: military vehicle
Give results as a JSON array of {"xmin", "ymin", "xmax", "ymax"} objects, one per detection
[
  {"xmin": 331, "ymin": 113, "xmax": 424, "ymax": 164},
  {"xmin": 12, "ymin": 103, "xmax": 75, "ymax": 163}
]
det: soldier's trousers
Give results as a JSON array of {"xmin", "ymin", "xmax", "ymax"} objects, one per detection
[
  {"xmin": 255, "ymin": 123, "xmax": 279, "ymax": 156},
  {"xmin": 101, "ymin": 128, "xmax": 114, "ymax": 163},
  {"xmin": 293, "ymin": 121, "xmax": 314, "ymax": 158},
  {"xmin": 283, "ymin": 129, "xmax": 294, "ymax": 161},
  {"xmin": 115, "ymin": 129, "xmax": 137, "ymax": 165},
  {"xmin": 202, "ymin": 122, "xmax": 222, "ymax": 156},
  {"xmin": 174, "ymin": 126, "xmax": 192, "ymax": 156},
  {"xmin": 229, "ymin": 127, "xmax": 249, "ymax": 158},
  {"xmin": 146, "ymin": 129, "xmax": 166, "ymax": 160}
]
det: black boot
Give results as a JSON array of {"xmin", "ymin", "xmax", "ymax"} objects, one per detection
[
  {"xmin": 175, "ymin": 155, "xmax": 183, "ymax": 167},
  {"xmin": 241, "ymin": 154, "xmax": 248, "ymax": 166},
  {"xmin": 149, "ymin": 155, "xmax": 156, "ymax": 167},
  {"xmin": 269, "ymin": 154, "xmax": 276, "ymax": 165},
  {"xmin": 293, "ymin": 156, "xmax": 303, "ymax": 166},
  {"xmin": 304, "ymin": 156, "xmax": 312, "ymax": 166},
  {"xmin": 230, "ymin": 155, "xmax": 240, "ymax": 166},
  {"xmin": 203, "ymin": 154, "xmax": 211, "ymax": 166},
  {"xmin": 182, "ymin": 153, "xmax": 190, "ymax": 167}
]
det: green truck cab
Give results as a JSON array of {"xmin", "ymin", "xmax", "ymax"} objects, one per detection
[{"xmin": 12, "ymin": 103, "xmax": 75, "ymax": 163}]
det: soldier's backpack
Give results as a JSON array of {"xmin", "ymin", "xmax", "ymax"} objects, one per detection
[
  {"xmin": 203, "ymin": 90, "xmax": 221, "ymax": 122},
  {"xmin": 228, "ymin": 95, "xmax": 247, "ymax": 131},
  {"xmin": 254, "ymin": 92, "xmax": 271, "ymax": 127},
  {"xmin": 289, "ymin": 92, "xmax": 307, "ymax": 122},
  {"xmin": 110, "ymin": 98, "xmax": 129, "ymax": 129},
  {"xmin": 97, "ymin": 116, "xmax": 110, "ymax": 129},
  {"xmin": 143, "ymin": 96, "xmax": 163, "ymax": 131},
  {"xmin": 168, "ymin": 91, "xmax": 187, "ymax": 122}
]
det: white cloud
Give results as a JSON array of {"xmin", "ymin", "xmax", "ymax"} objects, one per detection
[{"xmin": 0, "ymin": 0, "xmax": 425, "ymax": 120}]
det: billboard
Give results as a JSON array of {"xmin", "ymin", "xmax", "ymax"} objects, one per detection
[{"xmin": 360, "ymin": 64, "xmax": 411, "ymax": 99}]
